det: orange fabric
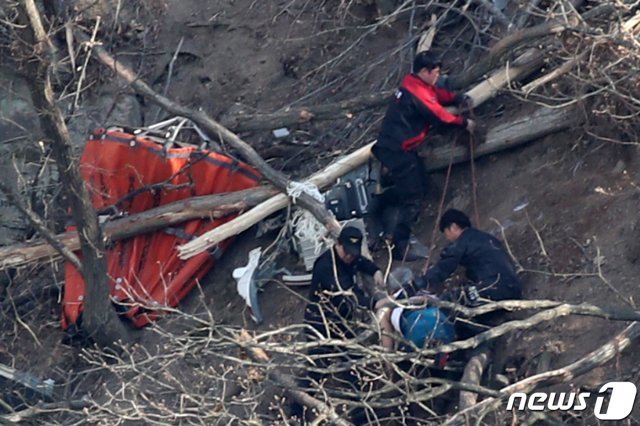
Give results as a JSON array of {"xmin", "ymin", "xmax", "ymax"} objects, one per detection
[{"xmin": 62, "ymin": 129, "xmax": 260, "ymax": 328}]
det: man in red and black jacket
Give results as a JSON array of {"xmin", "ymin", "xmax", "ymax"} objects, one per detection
[{"xmin": 370, "ymin": 51, "xmax": 476, "ymax": 259}]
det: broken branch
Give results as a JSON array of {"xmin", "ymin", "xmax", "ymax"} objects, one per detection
[
  {"xmin": 444, "ymin": 322, "xmax": 640, "ymax": 425},
  {"xmin": 0, "ymin": 186, "xmax": 278, "ymax": 271}
]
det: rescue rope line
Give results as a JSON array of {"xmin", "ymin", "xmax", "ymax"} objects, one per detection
[
  {"xmin": 468, "ymin": 108, "xmax": 481, "ymax": 228},
  {"xmin": 421, "ymin": 135, "xmax": 456, "ymax": 276},
  {"xmin": 290, "ymin": 209, "xmax": 327, "ymax": 256},
  {"xmin": 286, "ymin": 181, "xmax": 325, "ymax": 203},
  {"xmin": 287, "ymin": 181, "xmax": 328, "ymax": 259}
]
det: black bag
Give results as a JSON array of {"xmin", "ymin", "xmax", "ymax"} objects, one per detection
[{"xmin": 325, "ymin": 179, "xmax": 371, "ymax": 220}]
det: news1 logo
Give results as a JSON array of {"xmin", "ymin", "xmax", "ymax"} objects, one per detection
[{"xmin": 506, "ymin": 382, "xmax": 637, "ymax": 420}]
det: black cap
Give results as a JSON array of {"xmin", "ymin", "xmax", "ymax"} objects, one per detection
[{"xmin": 338, "ymin": 226, "xmax": 363, "ymax": 256}]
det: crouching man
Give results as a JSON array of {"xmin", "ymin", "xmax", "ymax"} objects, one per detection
[
  {"xmin": 293, "ymin": 226, "xmax": 385, "ymax": 423},
  {"xmin": 405, "ymin": 209, "xmax": 523, "ymax": 338}
]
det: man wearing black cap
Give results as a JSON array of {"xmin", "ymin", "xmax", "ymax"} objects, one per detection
[
  {"xmin": 304, "ymin": 226, "xmax": 384, "ymax": 341},
  {"xmin": 369, "ymin": 50, "xmax": 476, "ymax": 260},
  {"xmin": 296, "ymin": 226, "xmax": 384, "ymax": 423}
]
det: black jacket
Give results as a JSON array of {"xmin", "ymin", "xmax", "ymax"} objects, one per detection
[
  {"xmin": 304, "ymin": 247, "xmax": 379, "ymax": 338},
  {"xmin": 376, "ymin": 73, "xmax": 467, "ymax": 152},
  {"xmin": 412, "ymin": 228, "xmax": 522, "ymax": 300}
]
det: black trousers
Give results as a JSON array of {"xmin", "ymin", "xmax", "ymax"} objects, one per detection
[
  {"xmin": 370, "ymin": 146, "xmax": 426, "ymax": 244},
  {"xmin": 291, "ymin": 324, "xmax": 369, "ymax": 424},
  {"xmin": 301, "ymin": 321, "xmax": 360, "ymax": 390}
]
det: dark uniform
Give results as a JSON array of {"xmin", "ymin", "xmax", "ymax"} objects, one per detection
[
  {"xmin": 418, "ymin": 227, "xmax": 521, "ymax": 300},
  {"xmin": 408, "ymin": 227, "xmax": 522, "ymax": 339},
  {"xmin": 296, "ymin": 243, "xmax": 381, "ymax": 423},
  {"xmin": 304, "ymin": 247, "xmax": 380, "ymax": 340},
  {"xmin": 371, "ymin": 73, "xmax": 468, "ymax": 248}
]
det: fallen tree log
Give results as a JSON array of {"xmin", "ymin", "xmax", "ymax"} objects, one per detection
[
  {"xmin": 459, "ymin": 345, "xmax": 492, "ymax": 410},
  {"xmin": 443, "ymin": 321, "xmax": 640, "ymax": 426},
  {"xmin": 0, "ymin": 186, "xmax": 278, "ymax": 271},
  {"xmin": 221, "ymin": 91, "xmax": 394, "ymax": 132},
  {"xmin": 423, "ymin": 105, "xmax": 577, "ymax": 171},
  {"xmin": 177, "ymin": 143, "xmax": 374, "ymax": 259}
]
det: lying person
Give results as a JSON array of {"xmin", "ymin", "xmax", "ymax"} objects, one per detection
[{"xmin": 375, "ymin": 268, "xmax": 455, "ymax": 356}]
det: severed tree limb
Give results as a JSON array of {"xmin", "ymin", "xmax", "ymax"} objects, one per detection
[
  {"xmin": 447, "ymin": 3, "xmax": 617, "ymax": 89},
  {"xmin": 0, "ymin": 186, "xmax": 278, "ymax": 271},
  {"xmin": 220, "ymin": 91, "xmax": 394, "ymax": 132},
  {"xmin": 0, "ymin": 181, "xmax": 81, "ymax": 271},
  {"xmin": 443, "ymin": 322, "xmax": 640, "ymax": 426},
  {"xmin": 237, "ymin": 330, "xmax": 352, "ymax": 426},
  {"xmin": 83, "ymin": 32, "xmax": 341, "ymax": 239},
  {"xmin": 423, "ymin": 105, "xmax": 576, "ymax": 171},
  {"xmin": 177, "ymin": 143, "xmax": 374, "ymax": 259},
  {"xmin": 459, "ymin": 345, "xmax": 492, "ymax": 410}
]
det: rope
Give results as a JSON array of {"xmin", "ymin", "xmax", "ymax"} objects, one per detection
[
  {"xmin": 287, "ymin": 181, "xmax": 327, "ymax": 258},
  {"xmin": 421, "ymin": 102, "xmax": 481, "ymax": 276},
  {"xmin": 421, "ymin": 135, "xmax": 456, "ymax": 276},
  {"xmin": 286, "ymin": 181, "xmax": 325, "ymax": 204},
  {"xmin": 290, "ymin": 209, "xmax": 327, "ymax": 257},
  {"xmin": 468, "ymin": 108, "xmax": 481, "ymax": 228}
]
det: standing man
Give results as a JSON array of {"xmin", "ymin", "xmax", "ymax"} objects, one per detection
[{"xmin": 370, "ymin": 51, "xmax": 476, "ymax": 259}]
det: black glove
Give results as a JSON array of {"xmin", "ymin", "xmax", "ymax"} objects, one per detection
[
  {"xmin": 455, "ymin": 93, "xmax": 473, "ymax": 110},
  {"xmin": 399, "ymin": 275, "xmax": 426, "ymax": 298}
]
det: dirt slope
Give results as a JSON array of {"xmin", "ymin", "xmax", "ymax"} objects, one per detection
[{"xmin": 1, "ymin": 1, "xmax": 639, "ymax": 424}]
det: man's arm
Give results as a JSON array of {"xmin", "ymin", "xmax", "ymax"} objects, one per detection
[
  {"xmin": 415, "ymin": 93, "xmax": 466, "ymax": 127},
  {"xmin": 402, "ymin": 242, "xmax": 466, "ymax": 296},
  {"xmin": 310, "ymin": 257, "xmax": 336, "ymax": 295},
  {"xmin": 433, "ymin": 86, "xmax": 458, "ymax": 106},
  {"xmin": 355, "ymin": 256, "xmax": 380, "ymax": 276},
  {"xmin": 355, "ymin": 256, "xmax": 385, "ymax": 307}
]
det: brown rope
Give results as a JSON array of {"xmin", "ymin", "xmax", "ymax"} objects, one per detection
[
  {"xmin": 421, "ymin": 104, "xmax": 480, "ymax": 276},
  {"xmin": 468, "ymin": 108, "xmax": 481, "ymax": 227},
  {"xmin": 421, "ymin": 135, "xmax": 457, "ymax": 276}
]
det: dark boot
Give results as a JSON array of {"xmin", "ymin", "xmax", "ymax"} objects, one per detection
[
  {"xmin": 365, "ymin": 194, "xmax": 386, "ymax": 251},
  {"xmin": 393, "ymin": 235, "xmax": 430, "ymax": 261},
  {"xmin": 381, "ymin": 206, "xmax": 402, "ymax": 242}
]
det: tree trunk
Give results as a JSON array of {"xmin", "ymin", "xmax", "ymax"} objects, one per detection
[
  {"xmin": 0, "ymin": 186, "xmax": 278, "ymax": 270},
  {"xmin": 16, "ymin": 1, "xmax": 132, "ymax": 346},
  {"xmin": 423, "ymin": 105, "xmax": 577, "ymax": 171}
]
